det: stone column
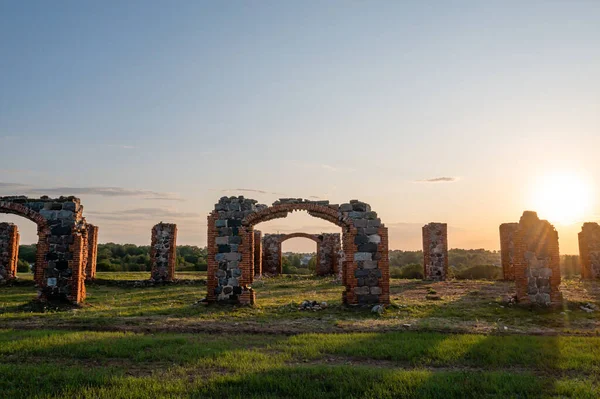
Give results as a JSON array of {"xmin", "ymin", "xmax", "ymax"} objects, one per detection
[
  {"xmin": 262, "ymin": 234, "xmax": 283, "ymax": 275},
  {"xmin": 422, "ymin": 223, "xmax": 448, "ymax": 281},
  {"xmin": 253, "ymin": 230, "xmax": 262, "ymax": 276},
  {"xmin": 499, "ymin": 223, "xmax": 518, "ymax": 281},
  {"xmin": 0, "ymin": 223, "xmax": 19, "ymax": 281},
  {"xmin": 317, "ymin": 233, "xmax": 341, "ymax": 275},
  {"xmin": 514, "ymin": 211, "xmax": 562, "ymax": 306},
  {"xmin": 579, "ymin": 222, "xmax": 600, "ymax": 279},
  {"xmin": 85, "ymin": 224, "xmax": 99, "ymax": 281},
  {"xmin": 150, "ymin": 223, "xmax": 177, "ymax": 282}
]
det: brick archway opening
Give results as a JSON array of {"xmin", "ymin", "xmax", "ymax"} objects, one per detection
[
  {"xmin": 207, "ymin": 197, "xmax": 390, "ymax": 306},
  {"xmin": 262, "ymin": 232, "xmax": 341, "ymax": 277},
  {"xmin": 0, "ymin": 196, "xmax": 90, "ymax": 304}
]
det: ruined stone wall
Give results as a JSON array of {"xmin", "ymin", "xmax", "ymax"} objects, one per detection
[
  {"xmin": 0, "ymin": 223, "xmax": 19, "ymax": 281},
  {"xmin": 262, "ymin": 233, "xmax": 284, "ymax": 275},
  {"xmin": 422, "ymin": 223, "xmax": 448, "ymax": 281},
  {"xmin": 206, "ymin": 197, "xmax": 389, "ymax": 306},
  {"xmin": 150, "ymin": 223, "xmax": 177, "ymax": 282},
  {"xmin": 253, "ymin": 230, "xmax": 262, "ymax": 276},
  {"xmin": 513, "ymin": 211, "xmax": 562, "ymax": 306},
  {"xmin": 85, "ymin": 224, "xmax": 99, "ymax": 280},
  {"xmin": 579, "ymin": 222, "xmax": 600, "ymax": 279},
  {"xmin": 499, "ymin": 223, "xmax": 518, "ymax": 281},
  {"xmin": 0, "ymin": 196, "xmax": 87, "ymax": 303}
]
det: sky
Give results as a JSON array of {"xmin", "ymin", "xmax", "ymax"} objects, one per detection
[{"xmin": 1, "ymin": 1, "xmax": 599, "ymax": 254}]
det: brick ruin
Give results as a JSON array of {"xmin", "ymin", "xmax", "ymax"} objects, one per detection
[
  {"xmin": 0, "ymin": 196, "xmax": 88, "ymax": 303},
  {"xmin": 0, "ymin": 223, "xmax": 19, "ymax": 281},
  {"xmin": 150, "ymin": 222, "xmax": 177, "ymax": 282},
  {"xmin": 513, "ymin": 211, "xmax": 562, "ymax": 306},
  {"xmin": 499, "ymin": 223, "xmax": 518, "ymax": 281},
  {"xmin": 207, "ymin": 197, "xmax": 389, "ymax": 305},
  {"xmin": 422, "ymin": 223, "xmax": 448, "ymax": 281},
  {"xmin": 579, "ymin": 222, "xmax": 600, "ymax": 279},
  {"xmin": 253, "ymin": 230, "xmax": 262, "ymax": 276},
  {"xmin": 85, "ymin": 224, "xmax": 99, "ymax": 280},
  {"xmin": 260, "ymin": 232, "xmax": 341, "ymax": 276}
]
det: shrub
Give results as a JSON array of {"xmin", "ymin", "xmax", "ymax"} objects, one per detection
[
  {"xmin": 391, "ymin": 263, "xmax": 423, "ymax": 279},
  {"xmin": 454, "ymin": 264, "xmax": 500, "ymax": 280}
]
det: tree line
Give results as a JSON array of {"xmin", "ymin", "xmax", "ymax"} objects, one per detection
[{"xmin": 16, "ymin": 244, "xmax": 582, "ymax": 279}]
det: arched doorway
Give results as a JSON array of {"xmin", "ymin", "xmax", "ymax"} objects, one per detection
[
  {"xmin": 0, "ymin": 196, "xmax": 90, "ymax": 303},
  {"xmin": 206, "ymin": 197, "xmax": 390, "ymax": 306},
  {"xmin": 261, "ymin": 232, "xmax": 341, "ymax": 276}
]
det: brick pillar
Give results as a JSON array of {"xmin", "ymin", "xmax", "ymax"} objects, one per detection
[
  {"xmin": 0, "ymin": 223, "xmax": 19, "ymax": 281},
  {"xmin": 514, "ymin": 211, "xmax": 562, "ymax": 306},
  {"xmin": 422, "ymin": 223, "xmax": 448, "ymax": 281},
  {"xmin": 499, "ymin": 223, "xmax": 518, "ymax": 281},
  {"xmin": 579, "ymin": 222, "xmax": 600, "ymax": 279},
  {"xmin": 68, "ymin": 229, "xmax": 87, "ymax": 303},
  {"xmin": 253, "ymin": 230, "xmax": 262, "ymax": 276},
  {"xmin": 85, "ymin": 224, "xmax": 99, "ymax": 280},
  {"xmin": 150, "ymin": 223, "xmax": 177, "ymax": 282}
]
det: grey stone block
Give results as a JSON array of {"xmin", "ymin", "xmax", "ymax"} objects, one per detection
[{"xmin": 354, "ymin": 252, "xmax": 372, "ymax": 261}]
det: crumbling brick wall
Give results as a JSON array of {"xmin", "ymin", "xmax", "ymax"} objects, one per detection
[
  {"xmin": 422, "ymin": 223, "xmax": 448, "ymax": 281},
  {"xmin": 0, "ymin": 196, "xmax": 88, "ymax": 303},
  {"xmin": 499, "ymin": 223, "xmax": 518, "ymax": 281},
  {"xmin": 0, "ymin": 223, "xmax": 19, "ymax": 281},
  {"xmin": 513, "ymin": 211, "xmax": 562, "ymax": 306},
  {"xmin": 85, "ymin": 224, "xmax": 99, "ymax": 280},
  {"xmin": 579, "ymin": 222, "xmax": 600, "ymax": 279},
  {"xmin": 253, "ymin": 230, "xmax": 262, "ymax": 276},
  {"xmin": 150, "ymin": 223, "xmax": 177, "ymax": 282},
  {"xmin": 207, "ymin": 197, "xmax": 390, "ymax": 306}
]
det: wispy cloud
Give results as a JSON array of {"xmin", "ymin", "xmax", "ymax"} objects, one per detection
[
  {"xmin": 415, "ymin": 177, "xmax": 459, "ymax": 183},
  {"xmin": 107, "ymin": 144, "xmax": 136, "ymax": 149},
  {"xmin": 220, "ymin": 188, "xmax": 283, "ymax": 195},
  {"xmin": 285, "ymin": 160, "xmax": 355, "ymax": 173},
  {"xmin": 0, "ymin": 183, "xmax": 183, "ymax": 201},
  {"xmin": 86, "ymin": 208, "xmax": 201, "ymax": 221}
]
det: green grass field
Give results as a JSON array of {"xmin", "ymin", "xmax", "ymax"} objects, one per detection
[{"xmin": 1, "ymin": 273, "xmax": 600, "ymax": 398}]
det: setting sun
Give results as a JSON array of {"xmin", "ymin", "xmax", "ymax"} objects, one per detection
[{"xmin": 532, "ymin": 172, "xmax": 594, "ymax": 225}]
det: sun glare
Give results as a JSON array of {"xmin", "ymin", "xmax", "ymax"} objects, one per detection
[{"xmin": 532, "ymin": 172, "xmax": 593, "ymax": 225}]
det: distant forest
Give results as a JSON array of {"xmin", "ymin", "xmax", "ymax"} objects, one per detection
[{"xmin": 16, "ymin": 244, "xmax": 582, "ymax": 279}]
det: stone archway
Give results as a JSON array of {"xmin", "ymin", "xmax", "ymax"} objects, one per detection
[
  {"xmin": 0, "ymin": 196, "xmax": 90, "ymax": 304},
  {"xmin": 261, "ymin": 232, "xmax": 341, "ymax": 276},
  {"xmin": 206, "ymin": 197, "xmax": 390, "ymax": 306}
]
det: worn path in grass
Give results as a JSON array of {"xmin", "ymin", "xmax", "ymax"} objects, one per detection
[{"xmin": 1, "ymin": 273, "xmax": 599, "ymax": 336}]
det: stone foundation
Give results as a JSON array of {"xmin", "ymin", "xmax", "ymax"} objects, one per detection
[
  {"xmin": 0, "ymin": 223, "xmax": 19, "ymax": 281},
  {"xmin": 150, "ymin": 223, "xmax": 177, "ymax": 282},
  {"xmin": 85, "ymin": 224, "xmax": 99, "ymax": 280},
  {"xmin": 422, "ymin": 223, "xmax": 448, "ymax": 281},
  {"xmin": 207, "ymin": 197, "xmax": 390, "ymax": 306},
  {"xmin": 499, "ymin": 223, "xmax": 518, "ymax": 281},
  {"xmin": 513, "ymin": 211, "xmax": 562, "ymax": 306},
  {"xmin": 579, "ymin": 222, "xmax": 600, "ymax": 279}
]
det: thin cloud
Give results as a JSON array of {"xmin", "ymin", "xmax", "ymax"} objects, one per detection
[
  {"xmin": 86, "ymin": 208, "xmax": 201, "ymax": 221},
  {"xmin": 286, "ymin": 160, "xmax": 355, "ymax": 173},
  {"xmin": 107, "ymin": 144, "xmax": 136, "ymax": 149},
  {"xmin": 220, "ymin": 188, "xmax": 283, "ymax": 195},
  {"xmin": 415, "ymin": 177, "xmax": 459, "ymax": 183},
  {"xmin": 0, "ymin": 182, "xmax": 29, "ymax": 188},
  {"xmin": 27, "ymin": 186, "xmax": 183, "ymax": 201}
]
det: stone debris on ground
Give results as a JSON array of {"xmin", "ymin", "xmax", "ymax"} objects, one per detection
[{"xmin": 299, "ymin": 300, "xmax": 328, "ymax": 311}]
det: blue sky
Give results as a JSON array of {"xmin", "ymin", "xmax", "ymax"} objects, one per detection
[{"xmin": 1, "ymin": 1, "xmax": 599, "ymax": 253}]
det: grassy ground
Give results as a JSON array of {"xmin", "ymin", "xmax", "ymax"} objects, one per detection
[
  {"xmin": 1, "ymin": 274, "xmax": 599, "ymax": 335},
  {"xmin": 1, "ymin": 274, "xmax": 600, "ymax": 397},
  {"xmin": 1, "ymin": 328, "xmax": 600, "ymax": 398}
]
